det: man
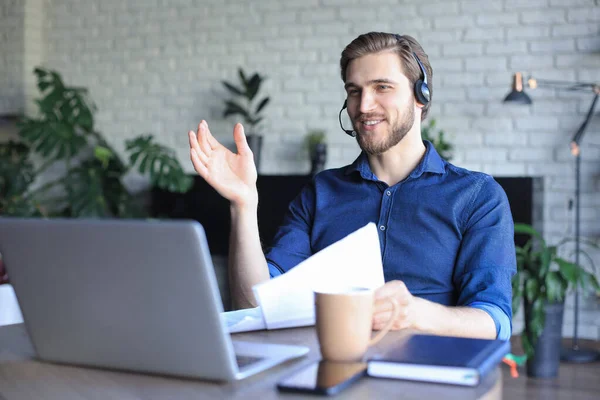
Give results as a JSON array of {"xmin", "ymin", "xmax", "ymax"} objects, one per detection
[{"xmin": 188, "ymin": 32, "xmax": 515, "ymax": 341}]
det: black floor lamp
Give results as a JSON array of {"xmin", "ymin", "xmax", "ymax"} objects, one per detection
[{"xmin": 504, "ymin": 73, "xmax": 600, "ymax": 363}]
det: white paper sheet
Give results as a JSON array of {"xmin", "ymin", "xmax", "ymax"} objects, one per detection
[
  {"xmin": 252, "ymin": 223, "xmax": 385, "ymax": 330},
  {"xmin": 222, "ymin": 306, "xmax": 266, "ymax": 333}
]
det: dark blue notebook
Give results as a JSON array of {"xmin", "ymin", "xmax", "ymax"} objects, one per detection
[{"xmin": 367, "ymin": 334, "xmax": 510, "ymax": 386}]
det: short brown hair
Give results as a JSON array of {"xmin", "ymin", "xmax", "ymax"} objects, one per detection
[{"xmin": 340, "ymin": 32, "xmax": 433, "ymax": 121}]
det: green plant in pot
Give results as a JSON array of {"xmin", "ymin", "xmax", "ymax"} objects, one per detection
[
  {"xmin": 512, "ymin": 223, "xmax": 599, "ymax": 378},
  {"xmin": 304, "ymin": 129, "xmax": 327, "ymax": 175},
  {"xmin": 421, "ymin": 118, "xmax": 453, "ymax": 161},
  {"xmin": 11, "ymin": 67, "xmax": 192, "ymax": 218},
  {"xmin": 222, "ymin": 68, "xmax": 270, "ymax": 171}
]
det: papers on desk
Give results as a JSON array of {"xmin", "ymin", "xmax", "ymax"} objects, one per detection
[
  {"xmin": 223, "ymin": 306, "xmax": 266, "ymax": 333},
  {"xmin": 223, "ymin": 223, "xmax": 384, "ymax": 333}
]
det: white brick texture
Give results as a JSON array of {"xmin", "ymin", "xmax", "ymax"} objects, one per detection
[{"xmin": 2, "ymin": 0, "xmax": 599, "ymax": 339}]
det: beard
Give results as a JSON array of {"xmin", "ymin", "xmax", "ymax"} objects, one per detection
[{"xmin": 352, "ymin": 103, "xmax": 415, "ymax": 155}]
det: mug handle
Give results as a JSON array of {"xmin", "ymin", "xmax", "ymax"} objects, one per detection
[{"xmin": 368, "ymin": 297, "xmax": 400, "ymax": 346}]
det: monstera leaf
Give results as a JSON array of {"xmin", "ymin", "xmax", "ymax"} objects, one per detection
[
  {"xmin": 18, "ymin": 118, "xmax": 88, "ymax": 159},
  {"xmin": 63, "ymin": 162, "xmax": 111, "ymax": 217},
  {"xmin": 17, "ymin": 68, "xmax": 96, "ymax": 161},
  {"xmin": 126, "ymin": 135, "xmax": 192, "ymax": 193},
  {"xmin": 60, "ymin": 154, "xmax": 144, "ymax": 219},
  {"xmin": 33, "ymin": 67, "xmax": 96, "ymax": 130}
]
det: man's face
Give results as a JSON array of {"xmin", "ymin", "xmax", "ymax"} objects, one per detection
[{"xmin": 344, "ymin": 51, "xmax": 417, "ymax": 155}]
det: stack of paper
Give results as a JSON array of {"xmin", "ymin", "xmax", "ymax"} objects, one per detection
[{"xmin": 224, "ymin": 223, "xmax": 384, "ymax": 333}]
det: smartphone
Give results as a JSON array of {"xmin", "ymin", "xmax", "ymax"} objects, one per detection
[{"xmin": 277, "ymin": 360, "xmax": 367, "ymax": 395}]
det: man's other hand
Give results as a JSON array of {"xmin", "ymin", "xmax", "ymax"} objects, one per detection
[{"xmin": 373, "ymin": 280, "xmax": 421, "ymax": 331}]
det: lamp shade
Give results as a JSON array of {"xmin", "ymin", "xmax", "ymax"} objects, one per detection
[
  {"xmin": 503, "ymin": 90, "xmax": 532, "ymax": 104},
  {"xmin": 503, "ymin": 72, "xmax": 532, "ymax": 105}
]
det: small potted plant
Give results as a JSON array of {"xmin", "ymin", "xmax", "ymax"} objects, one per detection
[
  {"xmin": 421, "ymin": 118, "xmax": 453, "ymax": 161},
  {"xmin": 512, "ymin": 223, "xmax": 599, "ymax": 378},
  {"xmin": 222, "ymin": 68, "xmax": 270, "ymax": 171},
  {"xmin": 304, "ymin": 129, "xmax": 327, "ymax": 175}
]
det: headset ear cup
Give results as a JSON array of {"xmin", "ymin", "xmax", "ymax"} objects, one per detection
[{"xmin": 414, "ymin": 80, "xmax": 430, "ymax": 105}]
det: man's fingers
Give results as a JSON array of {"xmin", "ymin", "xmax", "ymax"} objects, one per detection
[
  {"xmin": 233, "ymin": 123, "xmax": 251, "ymax": 156},
  {"xmin": 374, "ymin": 297, "xmax": 396, "ymax": 313},
  {"xmin": 206, "ymin": 124, "xmax": 219, "ymax": 150},
  {"xmin": 374, "ymin": 280, "xmax": 408, "ymax": 300},
  {"xmin": 189, "ymin": 130, "xmax": 204, "ymax": 156},
  {"xmin": 190, "ymin": 148, "xmax": 209, "ymax": 176},
  {"xmin": 197, "ymin": 120, "xmax": 212, "ymax": 156}
]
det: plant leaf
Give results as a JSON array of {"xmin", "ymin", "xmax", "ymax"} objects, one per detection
[
  {"xmin": 578, "ymin": 270, "xmax": 600, "ymax": 293},
  {"xmin": 246, "ymin": 73, "xmax": 262, "ymax": 100},
  {"xmin": 525, "ymin": 277, "xmax": 539, "ymax": 301},
  {"xmin": 238, "ymin": 68, "xmax": 247, "ymax": 87},
  {"xmin": 126, "ymin": 135, "xmax": 192, "ymax": 193},
  {"xmin": 514, "ymin": 223, "xmax": 545, "ymax": 244},
  {"xmin": 522, "ymin": 334, "xmax": 534, "ymax": 360},
  {"xmin": 546, "ymin": 271, "xmax": 567, "ymax": 302},
  {"xmin": 556, "ymin": 258, "xmax": 580, "ymax": 285},
  {"xmin": 538, "ymin": 246, "xmax": 553, "ymax": 278},
  {"xmin": 255, "ymin": 97, "xmax": 270, "ymax": 115},
  {"xmin": 222, "ymin": 81, "xmax": 244, "ymax": 96},
  {"xmin": 223, "ymin": 100, "xmax": 250, "ymax": 120}
]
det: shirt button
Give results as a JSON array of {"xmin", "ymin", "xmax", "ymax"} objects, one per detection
[
  {"xmin": 379, "ymin": 225, "xmax": 386, "ymax": 231},
  {"xmin": 386, "ymin": 190, "xmax": 391, "ymax": 196}
]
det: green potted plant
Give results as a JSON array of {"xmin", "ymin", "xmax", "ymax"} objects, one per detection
[
  {"xmin": 512, "ymin": 223, "xmax": 599, "ymax": 378},
  {"xmin": 222, "ymin": 67, "xmax": 270, "ymax": 171},
  {"xmin": 11, "ymin": 67, "xmax": 192, "ymax": 218},
  {"xmin": 421, "ymin": 118, "xmax": 453, "ymax": 161},
  {"xmin": 304, "ymin": 129, "xmax": 327, "ymax": 175}
]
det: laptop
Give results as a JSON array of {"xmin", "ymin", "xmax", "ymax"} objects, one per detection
[{"xmin": 0, "ymin": 218, "xmax": 308, "ymax": 380}]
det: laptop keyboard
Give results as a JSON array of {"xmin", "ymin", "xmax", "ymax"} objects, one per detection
[{"xmin": 236, "ymin": 355, "xmax": 263, "ymax": 368}]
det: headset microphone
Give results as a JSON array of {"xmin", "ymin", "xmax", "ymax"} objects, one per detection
[{"xmin": 338, "ymin": 99, "xmax": 355, "ymax": 137}]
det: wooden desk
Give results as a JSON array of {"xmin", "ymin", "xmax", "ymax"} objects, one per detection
[{"xmin": 0, "ymin": 323, "xmax": 501, "ymax": 399}]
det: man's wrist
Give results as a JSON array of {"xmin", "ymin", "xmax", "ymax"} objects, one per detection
[
  {"xmin": 230, "ymin": 190, "xmax": 259, "ymax": 215},
  {"xmin": 411, "ymin": 296, "xmax": 435, "ymax": 332}
]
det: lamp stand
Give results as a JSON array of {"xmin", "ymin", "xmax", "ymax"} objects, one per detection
[{"xmin": 560, "ymin": 140, "xmax": 600, "ymax": 363}]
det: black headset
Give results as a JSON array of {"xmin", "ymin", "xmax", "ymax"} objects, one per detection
[{"xmin": 339, "ymin": 34, "xmax": 430, "ymax": 137}]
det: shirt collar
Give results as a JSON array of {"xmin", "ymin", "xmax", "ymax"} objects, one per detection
[{"xmin": 344, "ymin": 140, "xmax": 446, "ymax": 180}]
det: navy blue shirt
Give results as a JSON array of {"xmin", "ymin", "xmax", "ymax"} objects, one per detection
[{"xmin": 265, "ymin": 141, "xmax": 516, "ymax": 340}]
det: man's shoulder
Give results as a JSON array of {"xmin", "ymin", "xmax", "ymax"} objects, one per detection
[
  {"xmin": 444, "ymin": 162, "xmax": 497, "ymax": 187},
  {"xmin": 442, "ymin": 162, "xmax": 508, "ymax": 203}
]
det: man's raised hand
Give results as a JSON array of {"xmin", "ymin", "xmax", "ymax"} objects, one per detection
[{"xmin": 189, "ymin": 121, "xmax": 258, "ymax": 208}]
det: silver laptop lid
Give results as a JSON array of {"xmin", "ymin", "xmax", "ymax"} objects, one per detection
[{"xmin": 0, "ymin": 218, "xmax": 238, "ymax": 380}]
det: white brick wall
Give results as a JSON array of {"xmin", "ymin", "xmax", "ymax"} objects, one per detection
[
  {"xmin": 0, "ymin": 0, "xmax": 25, "ymax": 115},
  {"xmin": 4, "ymin": 0, "xmax": 600, "ymax": 338}
]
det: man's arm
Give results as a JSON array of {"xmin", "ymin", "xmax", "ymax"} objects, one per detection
[
  {"xmin": 228, "ymin": 202, "xmax": 270, "ymax": 309},
  {"xmin": 373, "ymin": 175, "xmax": 516, "ymax": 340},
  {"xmin": 373, "ymin": 281, "xmax": 497, "ymax": 339},
  {"xmin": 188, "ymin": 121, "xmax": 270, "ymax": 310}
]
